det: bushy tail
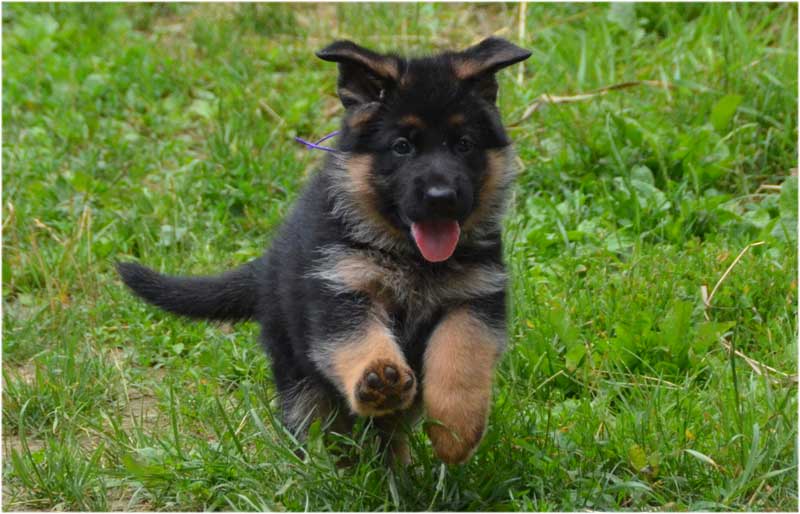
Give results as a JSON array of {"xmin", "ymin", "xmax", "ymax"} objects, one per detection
[{"xmin": 116, "ymin": 260, "xmax": 261, "ymax": 322}]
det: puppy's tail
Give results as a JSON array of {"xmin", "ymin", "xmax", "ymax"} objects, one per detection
[{"xmin": 116, "ymin": 260, "xmax": 261, "ymax": 322}]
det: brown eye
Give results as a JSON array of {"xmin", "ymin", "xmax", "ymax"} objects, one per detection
[
  {"xmin": 392, "ymin": 137, "xmax": 413, "ymax": 156},
  {"xmin": 455, "ymin": 136, "xmax": 474, "ymax": 154}
]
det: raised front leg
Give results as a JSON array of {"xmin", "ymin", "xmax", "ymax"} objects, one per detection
[
  {"xmin": 311, "ymin": 313, "xmax": 417, "ymax": 418},
  {"xmin": 422, "ymin": 300, "xmax": 505, "ymax": 464}
]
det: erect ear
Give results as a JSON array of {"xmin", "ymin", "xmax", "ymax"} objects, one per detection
[
  {"xmin": 316, "ymin": 40, "xmax": 401, "ymax": 109},
  {"xmin": 452, "ymin": 37, "xmax": 531, "ymax": 103}
]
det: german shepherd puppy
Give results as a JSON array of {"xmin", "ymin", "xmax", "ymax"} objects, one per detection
[{"xmin": 118, "ymin": 37, "xmax": 530, "ymax": 465}]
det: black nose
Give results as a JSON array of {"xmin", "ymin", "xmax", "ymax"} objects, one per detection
[{"xmin": 423, "ymin": 186, "xmax": 457, "ymax": 215}]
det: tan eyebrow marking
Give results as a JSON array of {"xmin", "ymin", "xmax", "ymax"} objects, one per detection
[{"xmin": 398, "ymin": 114, "xmax": 425, "ymax": 128}]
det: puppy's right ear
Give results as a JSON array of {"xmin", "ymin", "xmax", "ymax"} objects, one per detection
[{"xmin": 316, "ymin": 41, "xmax": 401, "ymax": 109}]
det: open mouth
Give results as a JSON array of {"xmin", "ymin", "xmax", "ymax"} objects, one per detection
[{"xmin": 410, "ymin": 220, "xmax": 461, "ymax": 263}]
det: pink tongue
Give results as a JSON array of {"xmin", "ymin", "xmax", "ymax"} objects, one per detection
[{"xmin": 411, "ymin": 220, "xmax": 461, "ymax": 263}]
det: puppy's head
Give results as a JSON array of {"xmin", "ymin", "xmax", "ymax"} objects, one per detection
[{"xmin": 318, "ymin": 38, "xmax": 531, "ymax": 262}]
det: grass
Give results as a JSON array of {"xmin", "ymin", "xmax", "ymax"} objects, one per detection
[{"xmin": 2, "ymin": 2, "xmax": 797, "ymax": 511}]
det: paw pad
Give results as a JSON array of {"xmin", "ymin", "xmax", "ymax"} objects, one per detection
[{"xmin": 353, "ymin": 361, "xmax": 416, "ymax": 416}]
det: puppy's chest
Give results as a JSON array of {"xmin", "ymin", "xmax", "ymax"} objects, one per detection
[{"xmin": 311, "ymin": 244, "xmax": 507, "ymax": 315}]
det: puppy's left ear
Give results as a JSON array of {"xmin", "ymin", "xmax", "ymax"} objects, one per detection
[
  {"xmin": 316, "ymin": 40, "xmax": 401, "ymax": 109},
  {"xmin": 453, "ymin": 37, "xmax": 531, "ymax": 103}
]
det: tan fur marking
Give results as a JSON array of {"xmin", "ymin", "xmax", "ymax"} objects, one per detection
[
  {"xmin": 423, "ymin": 309, "xmax": 501, "ymax": 464},
  {"xmin": 462, "ymin": 149, "xmax": 508, "ymax": 232},
  {"xmin": 316, "ymin": 248, "xmax": 506, "ymax": 312},
  {"xmin": 346, "ymin": 155, "xmax": 405, "ymax": 239},
  {"xmin": 331, "ymin": 320, "xmax": 416, "ymax": 417},
  {"xmin": 346, "ymin": 154, "xmax": 374, "ymax": 197},
  {"xmin": 399, "ymin": 114, "xmax": 425, "ymax": 128},
  {"xmin": 448, "ymin": 113, "xmax": 466, "ymax": 126},
  {"xmin": 329, "ymin": 255, "xmax": 393, "ymax": 305}
]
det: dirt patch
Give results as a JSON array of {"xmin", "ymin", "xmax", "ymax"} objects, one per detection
[
  {"xmin": 106, "ymin": 489, "xmax": 155, "ymax": 512},
  {"xmin": 2, "ymin": 496, "xmax": 56, "ymax": 512},
  {"xmin": 3, "ymin": 434, "xmax": 45, "ymax": 457},
  {"xmin": 121, "ymin": 393, "xmax": 164, "ymax": 433},
  {"xmin": 3, "ymin": 359, "xmax": 38, "ymax": 387}
]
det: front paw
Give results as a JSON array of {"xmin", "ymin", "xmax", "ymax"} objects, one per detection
[{"xmin": 352, "ymin": 360, "xmax": 416, "ymax": 416}]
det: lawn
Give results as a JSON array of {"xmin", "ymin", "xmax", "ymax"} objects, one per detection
[{"xmin": 2, "ymin": 2, "xmax": 797, "ymax": 511}]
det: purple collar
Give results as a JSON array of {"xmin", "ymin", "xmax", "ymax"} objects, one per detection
[{"xmin": 294, "ymin": 130, "xmax": 340, "ymax": 153}]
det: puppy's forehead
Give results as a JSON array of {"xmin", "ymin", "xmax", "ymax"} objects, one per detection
[
  {"xmin": 399, "ymin": 57, "xmax": 458, "ymax": 94},
  {"xmin": 393, "ymin": 58, "xmax": 473, "ymax": 127}
]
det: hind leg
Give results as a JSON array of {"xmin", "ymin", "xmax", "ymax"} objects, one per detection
[
  {"xmin": 261, "ymin": 327, "xmax": 352, "ymax": 441},
  {"xmin": 277, "ymin": 377, "xmax": 359, "ymax": 467},
  {"xmin": 374, "ymin": 401, "xmax": 421, "ymax": 467},
  {"xmin": 279, "ymin": 377, "xmax": 352, "ymax": 439}
]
